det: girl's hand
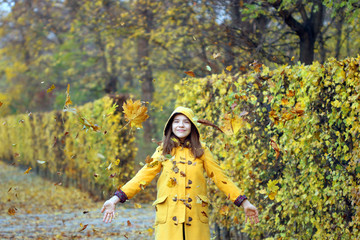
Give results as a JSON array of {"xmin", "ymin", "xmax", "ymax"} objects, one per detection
[
  {"xmin": 101, "ymin": 196, "xmax": 119, "ymax": 223},
  {"xmin": 241, "ymin": 200, "xmax": 259, "ymax": 224}
]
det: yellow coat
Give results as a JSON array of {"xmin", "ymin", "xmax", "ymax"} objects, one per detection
[{"xmin": 121, "ymin": 144, "xmax": 244, "ymax": 240}]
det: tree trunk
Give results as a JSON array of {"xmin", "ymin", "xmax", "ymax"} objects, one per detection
[
  {"xmin": 136, "ymin": 1, "xmax": 154, "ymax": 143},
  {"xmin": 299, "ymin": 31, "xmax": 315, "ymax": 65}
]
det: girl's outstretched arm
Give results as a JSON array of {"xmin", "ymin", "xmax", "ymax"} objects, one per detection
[
  {"xmin": 241, "ymin": 199, "xmax": 259, "ymax": 224},
  {"xmin": 101, "ymin": 196, "xmax": 120, "ymax": 223}
]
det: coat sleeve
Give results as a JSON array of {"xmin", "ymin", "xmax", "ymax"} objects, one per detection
[
  {"xmin": 117, "ymin": 146, "xmax": 163, "ymax": 200},
  {"xmin": 201, "ymin": 146, "xmax": 247, "ymax": 206}
]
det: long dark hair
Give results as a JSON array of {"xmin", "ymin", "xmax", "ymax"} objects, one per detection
[{"xmin": 162, "ymin": 114, "xmax": 204, "ymax": 158}]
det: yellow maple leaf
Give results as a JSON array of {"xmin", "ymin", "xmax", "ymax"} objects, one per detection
[
  {"xmin": 226, "ymin": 65, "xmax": 233, "ymax": 71},
  {"xmin": 122, "ymin": 99, "xmax": 149, "ymax": 128},
  {"xmin": 220, "ymin": 114, "xmax": 245, "ymax": 135}
]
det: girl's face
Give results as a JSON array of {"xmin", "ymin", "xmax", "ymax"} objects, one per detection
[{"xmin": 172, "ymin": 114, "xmax": 191, "ymax": 141}]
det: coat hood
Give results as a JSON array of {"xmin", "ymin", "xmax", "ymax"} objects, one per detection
[{"xmin": 163, "ymin": 106, "xmax": 200, "ymax": 137}]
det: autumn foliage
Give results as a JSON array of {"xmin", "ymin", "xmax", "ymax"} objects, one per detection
[
  {"xmin": 175, "ymin": 57, "xmax": 360, "ymax": 239},
  {"xmin": 0, "ymin": 95, "xmax": 136, "ymax": 199}
]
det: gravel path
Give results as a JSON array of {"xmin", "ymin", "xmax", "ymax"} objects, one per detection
[{"xmin": 0, "ymin": 161, "xmax": 155, "ymax": 240}]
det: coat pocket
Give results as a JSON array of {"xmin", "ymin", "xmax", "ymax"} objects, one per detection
[
  {"xmin": 196, "ymin": 194, "xmax": 210, "ymax": 223},
  {"xmin": 152, "ymin": 195, "xmax": 168, "ymax": 225}
]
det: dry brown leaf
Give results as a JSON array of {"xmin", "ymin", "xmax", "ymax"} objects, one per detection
[
  {"xmin": 8, "ymin": 207, "xmax": 17, "ymax": 216},
  {"xmin": 270, "ymin": 139, "xmax": 280, "ymax": 159},
  {"xmin": 197, "ymin": 119, "xmax": 223, "ymax": 133},
  {"xmin": 79, "ymin": 223, "xmax": 88, "ymax": 232},
  {"xmin": 184, "ymin": 71, "xmax": 195, "ymax": 77},
  {"xmin": 122, "ymin": 99, "xmax": 149, "ymax": 128}
]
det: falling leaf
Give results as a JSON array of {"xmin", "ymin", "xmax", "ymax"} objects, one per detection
[
  {"xmin": 291, "ymin": 102, "xmax": 305, "ymax": 116},
  {"xmin": 24, "ymin": 167, "xmax": 32, "ymax": 174},
  {"xmin": 0, "ymin": 102, "xmax": 3, "ymax": 107},
  {"xmin": 209, "ymin": 172, "xmax": 214, "ymax": 178},
  {"xmin": 234, "ymin": 216, "xmax": 239, "ymax": 224},
  {"xmin": 109, "ymin": 173, "xmax": 116, "ymax": 178},
  {"xmin": 201, "ymin": 211, "xmax": 208, "ymax": 218},
  {"xmin": 134, "ymin": 203, "xmax": 142, "ymax": 209},
  {"xmin": 167, "ymin": 177, "xmax": 177, "ymax": 188},
  {"xmin": 197, "ymin": 119, "xmax": 223, "ymax": 133},
  {"xmin": 250, "ymin": 61, "xmax": 262, "ymax": 73},
  {"xmin": 122, "ymin": 99, "xmax": 149, "ymax": 128},
  {"xmin": 147, "ymin": 228, "xmax": 154, "ymax": 236},
  {"xmin": 83, "ymin": 211, "xmax": 89, "ymax": 214},
  {"xmin": 220, "ymin": 114, "xmax": 245, "ymax": 135},
  {"xmin": 79, "ymin": 223, "xmax": 88, "ymax": 232},
  {"xmin": 139, "ymin": 180, "xmax": 147, "ymax": 190},
  {"xmin": 115, "ymin": 159, "xmax": 120, "ymax": 165},
  {"xmin": 127, "ymin": 220, "xmax": 132, "ymax": 227},
  {"xmin": 52, "ymin": 136, "xmax": 57, "ymax": 147},
  {"xmin": 291, "ymin": 56, "xmax": 295, "ymax": 61},
  {"xmin": 47, "ymin": 84, "xmax": 55, "ymax": 93},
  {"xmin": 94, "ymin": 173, "xmax": 98, "ymax": 177},
  {"xmin": 145, "ymin": 155, "xmax": 153, "ymax": 164},
  {"xmin": 54, "ymin": 182, "xmax": 62, "ymax": 186},
  {"xmin": 206, "ymin": 65, "xmax": 212, "ymax": 71},
  {"xmin": 270, "ymin": 139, "xmax": 280, "ymax": 159},
  {"xmin": 8, "ymin": 187, "xmax": 12, "ymax": 192},
  {"xmin": 14, "ymin": 153, "xmax": 20, "ymax": 158},
  {"xmin": 65, "ymin": 84, "xmax": 72, "ymax": 107},
  {"xmin": 286, "ymin": 90, "xmax": 295, "ymax": 97},
  {"xmin": 213, "ymin": 52, "xmax": 221, "ymax": 59},
  {"xmin": 269, "ymin": 192, "xmax": 277, "ymax": 200},
  {"xmin": 226, "ymin": 65, "xmax": 233, "ymax": 71},
  {"xmin": 219, "ymin": 205, "xmax": 229, "ymax": 216},
  {"xmin": 239, "ymin": 111, "xmax": 249, "ymax": 117},
  {"xmin": 37, "ymin": 160, "xmax": 46, "ymax": 164},
  {"xmin": 171, "ymin": 137, "xmax": 179, "ymax": 144},
  {"xmin": 184, "ymin": 71, "xmax": 195, "ymax": 77},
  {"xmin": 8, "ymin": 207, "xmax": 17, "ymax": 216},
  {"xmin": 281, "ymin": 98, "xmax": 289, "ymax": 106}
]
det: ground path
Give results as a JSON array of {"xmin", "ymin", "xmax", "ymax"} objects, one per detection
[{"xmin": 0, "ymin": 161, "xmax": 155, "ymax": 239}]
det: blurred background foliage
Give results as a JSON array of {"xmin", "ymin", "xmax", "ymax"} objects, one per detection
[{"xmin": 1, "ymin": 0, "xmax": 360, "ymax": 239}]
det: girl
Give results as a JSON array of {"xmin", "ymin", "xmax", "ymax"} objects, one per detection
[{"xmin": 101, "ymin": 106, "xmax": 259, "ymax": 240}]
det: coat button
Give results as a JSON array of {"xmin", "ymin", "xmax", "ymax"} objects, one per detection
[
  {"xmin": 188, "ymin": 217, "xmax": 192, "ymax": 222},
  {"xmin": 188, "ymin": 197, "xmax": 192, "ymax": 202},
  {"xmin": 188, "ymin": 179, "xmax": 192, "ymax": 185},
  {"xmin": 188, "ymin": 161, "xmax": 192, "ymax": 165},
  {"xmin": 173, "ymin": 196, "xmax": 177, "ymax": 202},
  {"xmin": 172, "ymin": 216, "xmax": 177, "ymax": 221}
]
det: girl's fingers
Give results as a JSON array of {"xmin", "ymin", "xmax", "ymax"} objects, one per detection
[{"xmin": 101, "ymin": 206, "xmax": 105, "ymax": 213}]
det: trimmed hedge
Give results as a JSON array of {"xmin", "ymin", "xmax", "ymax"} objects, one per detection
[
  {"xmin": 0, "ymin": 95, "xmax": 136, "ymax": 200},
  {"xmin": 174, "ymin": 57, "xmax": 360, "ymax": 239}
]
